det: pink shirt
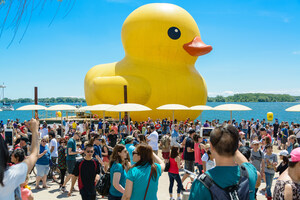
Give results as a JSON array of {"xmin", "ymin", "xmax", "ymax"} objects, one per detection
[
  {"xmin": 194, "ymin": 143, "xmax": 205, "ymax": 165},
  {"xmin": 21, "ymin": 187, "xmax": 32, "ymax": 200}
]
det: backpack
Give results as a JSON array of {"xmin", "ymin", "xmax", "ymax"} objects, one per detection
[
  {"xmin": 197, "ymin": 165, "xmax": 250, "ymax": 200},
  {"xmin": 96, "ymin": 167, "xmax": 111, "ymax": 196}
]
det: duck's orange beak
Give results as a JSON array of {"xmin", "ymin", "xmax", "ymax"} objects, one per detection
[{"xmin": 183, "ymin": 36, "xmax": 212, "ymax": 56}]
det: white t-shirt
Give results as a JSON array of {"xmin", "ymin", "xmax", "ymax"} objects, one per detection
[
  {"xmin": 147, "ymin": 131, "xmax": 158, "ymax": 151},
  {"xmin": 0, "ymin": 162, "xmax": 28, "ymax": 200},
  {"xmin": 49, "ymin": 138, "xmax": 58, "ymax": 157}
]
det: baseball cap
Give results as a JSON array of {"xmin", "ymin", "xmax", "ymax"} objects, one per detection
[
  {"xmin": 260, "ymin": 127, "xmax": 266, "ymax": 131},
  {"xmin": 289, "ymin": 147, "xmax": 300, "ymax": 162},
  {"xmin": 251, "ymin": 140, "xmax": 260, "ymax": 145},
  {"xmin": 279, "ymin": 150, "xmax": 288, "ymax": 157},
  {"xmin": 125, "ymin": 136, "xmax": 134, "ymax": 144}
]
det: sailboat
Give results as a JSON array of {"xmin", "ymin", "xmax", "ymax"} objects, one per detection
[{"xmin": 0, "ymin": 84, "xmax": 14, "ymax": 111}]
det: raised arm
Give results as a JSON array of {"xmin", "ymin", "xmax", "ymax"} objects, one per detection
[
  {"xmin": 24, "ymin": 119, "xmax": 39, "ymax": 174},
  {"xmin": 153, "ymin": 152, "xmax": 165, "ymax": 171}
]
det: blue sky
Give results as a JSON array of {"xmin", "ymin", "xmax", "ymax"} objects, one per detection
[{"xmin": 0, "ymin": 0, "xmax": 300, "ymax": 99}]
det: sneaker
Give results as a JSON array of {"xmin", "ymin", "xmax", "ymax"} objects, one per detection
[
  {"xmin": 177, "ymin": 197, "xmax": 182, "ymax": 200},
  {"xmin": 170, "ymin": 198, "xmax": 175, "ymax": 200}
]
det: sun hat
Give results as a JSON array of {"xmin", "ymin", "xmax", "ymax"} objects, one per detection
[
  {"xmin": 251, "ymin": 140, "xmax": 260, "ymax": 145},
  {"xmin": 125, "ymin": 136, "xmax": 134, "ymax": 144},
  {"xmin": 289, "ymin": 147, "xmax": 300, "ymax": 162},
  {"xmin": 279, "ymin": 150, "xmax": 288, "ymax": 157}
]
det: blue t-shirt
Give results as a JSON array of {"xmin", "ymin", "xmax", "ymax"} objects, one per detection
[
  {"xmin": 189, "ymin": 162, "xmax": 257, "ymax": 200},
  {"xmin": 125, "ymin": 144, "xmax": 136, "ymax": 165},
  {"xmin": 66, "ymin": 138, "xmax": 76, "ymax": 161},
  {"xmin": 282, "ymin": 128, "xmax": 288, "ymax": 138},
  {"xmin": 93, "ymin": 144, "xmax": 102, "ymax": 159},
  {"xmin": 36, "ymin": 144, "xmax": 50, "ymax": 165},
  {"xmin": 126, "ymin": 163, "xmax": 161, "ymax": 200},
  {"xmin": 98, "ymin": 121, "xmax": 103, "ymax": 129},
  {"xmin": 109, "ymin": 162, "xmax": 127, "ymax": 197}
]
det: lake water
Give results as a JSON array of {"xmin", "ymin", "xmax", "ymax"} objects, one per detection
[{"xmin": 1, "ymin": 102, "xmax": 300, "ymax": 123}]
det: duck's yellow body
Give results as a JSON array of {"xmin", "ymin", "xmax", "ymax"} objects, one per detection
[{"xmin": 84, "ymin": 3, "xmax": 212, "ymax": 121}]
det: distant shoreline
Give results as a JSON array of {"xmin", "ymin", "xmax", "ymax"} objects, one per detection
[{"xmin": 1, "ymin": 93, "xmax": 300, "ymax": 103}]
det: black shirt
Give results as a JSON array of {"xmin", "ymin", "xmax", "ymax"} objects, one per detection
[
  {"xmin": 73, "ymin": 158, "xmax": 100, "ymax": 192},
  {"xmin": 184, "ymin": 136, "xmax": 194, "ymax": 161},
  {"xmin": 273, "ymin": 123, "xmax": 279, "ymax": 133},
  {"xmin": 276, "ymin": 162, "xmax": 288, "ymax": 175},
  {"xmin": 108, "ymin": 134, "xmax": 117, "ymax": 147}
]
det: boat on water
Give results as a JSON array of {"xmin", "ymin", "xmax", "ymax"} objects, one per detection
[{"xmin": 0, "ymin": 84, "xmax": 14, "ymax": 111}]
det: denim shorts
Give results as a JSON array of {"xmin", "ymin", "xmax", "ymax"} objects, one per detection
[
  {"xmin": 67, "ymin": 160, "xmax": 76, "ymax": 174},
  {"xmin": 36, "ymin": 164, "xmax": 50, "ymax": 177}
]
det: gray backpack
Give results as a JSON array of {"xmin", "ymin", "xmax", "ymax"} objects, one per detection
[{"xmin": 197, "ymin": 165, "xmax": 250, "ymax": 200}]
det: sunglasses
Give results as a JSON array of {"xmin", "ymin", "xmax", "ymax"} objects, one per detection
[
  {"xmin": 86, "ymin": 150, "xmax": 94, "ymax": 153},
  {"xmin": 132, "ymin": 151, "xmax": 139, "ymax": 155},
  {"xmin": 41, "ymin": 140, "xmax": 46, "ymax": 142}
]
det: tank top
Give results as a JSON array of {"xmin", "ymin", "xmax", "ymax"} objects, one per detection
[{"xmin": 169, "ymin": 157, "xmax": 179, "ymax": 174}]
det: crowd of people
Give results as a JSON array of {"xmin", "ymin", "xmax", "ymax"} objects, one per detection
[{"xmin": 0, "ymin": 117, "xmax": 300, "ymax": 200}]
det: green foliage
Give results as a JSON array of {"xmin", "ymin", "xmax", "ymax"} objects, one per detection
[
  {"xmin": 0, "ymin": 97, "xmax": 86, "ymax": 103},
  {"xmin": 208, "ymin": 93, "xmax": 297, "ymax": 102}
]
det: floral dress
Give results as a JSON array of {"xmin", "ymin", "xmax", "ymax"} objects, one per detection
[
  {"xmin": 273, "ymin": 180, "xmax": 300, "ymax": 200},
  {"xmin": 57, "ymin": 146, "xmax": 66, "ymax": 170}
]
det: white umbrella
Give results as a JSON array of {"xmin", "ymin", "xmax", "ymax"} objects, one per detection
[
  {"xmin": 213, "ymin": 104, "xmax": 252, "ymax": 122},
  {"xmin": 46, "ymin": 105, "xmax": 78, "ymax": 136},
  {"xmin": 156, "ymin": 104, "xmax": 190, "ymax": 122},
  {"xmin": 17, "ymin": 104, "xmax": 47, "ymax": 118},
  {"xmin": 190, "ymin": 105, "xmax": 213, "ymax": 123},
  {"xmin": 17, "ymin": 105, "xmax": 47, "ymax": 111},
  {"xmin": 0, "ymin": 108, "xmax": 2, "ymax": 111},
  {"xmin": 106, "ymin": 103, "xmax": 151, "ymax": 134},
  {"xmin": 46, "ymin": 105, "xmax": 77, "ymax": 111},
  {"xmin": 286, "ymin": 105, "xmax": 300, "ymax": 112}
]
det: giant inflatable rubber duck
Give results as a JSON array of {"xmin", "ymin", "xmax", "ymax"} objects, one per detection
[{"xmin": 84, "ymin": 3, "xmax": 212, "ymax": 121}]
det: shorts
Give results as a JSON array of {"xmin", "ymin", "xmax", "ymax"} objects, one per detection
[
  {"xmin": 36, "ymin": 164, "xmax": 50, "ymax": 177},
  {"xmin": 184, "ymin": 160, "xmax": 194, "ymax": 173},
  {"xmin": 282, "ymin": 137, "xmax": 287, "ymax": 144},
  {"xmin": 67, "ymin": 160, "xmax": 76, "ymax": 174},
  {"xmin": 162, "ymin": 152, "xmax": 170, "ymax": 159}
]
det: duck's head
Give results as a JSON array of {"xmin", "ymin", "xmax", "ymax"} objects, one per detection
[{"xmin": 121, "ymin": 3, "xmax": 212, "ymax": 66}]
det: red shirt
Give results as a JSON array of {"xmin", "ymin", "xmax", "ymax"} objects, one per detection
[{"xmin": 169, "ymin": 157, "xmax": 179, "ymax": 174}]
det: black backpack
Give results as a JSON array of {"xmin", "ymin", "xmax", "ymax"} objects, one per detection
[
  {"xmin": 197, "ymin": 165, "xmax": 250, "ymax": 200},
  {"xmin": 96, "ymin": 167, "xmax": 111, "ymax": 196}
]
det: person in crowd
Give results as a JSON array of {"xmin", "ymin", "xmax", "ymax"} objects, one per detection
[
  {"xmin": 250, "ymin": 139, "xmax": 265, "ymax": 197},
  {"xmin": 168, "ymin": 146, "xmax": 184, "ymax": 200},
  {"xmin": 276, "ymin": 150, "xmax": 289, "ymax": 175},
  {"xmin": 160, "ymin": 132, "xmax": 171, "ymax": 163},
  {"xmin": 109, "ymin": 144, "xmax": 130, "ymax": 200},
  {"xmin": 57, "ymin": 138, "xmax": 67, "ymax": 189},
  {"xmin": 281, "ymin": 125, "xmax": 289, "ymax": 150},
  {"xmin": 264, "ymin": 144, "xmax": 278, "ymax": 200},
  {"xmin": 189, "ymin": 125, "xmax": 257, "ymax": 200},
  {"xmin": 11, "ymin": 148, "xmax": 26, "ymax": 164},
  {"xmin": 273, "ymin": 147, "xmax": 300, "ymax": 200},
  {"xmin": 122, "ymin": 144, "xmax": 165, "ymax": 200},
  {"xmin": 146, "ymin": 125, "xmax": 159, "ymax": 154},
  {"xmin": 101, "ymin": 138, "xmax": 111, "ymax": 171},
  {"xmin": 193, "ymin": 134, "xmax": 205, "ymax": 174},
  {"xmin": 182, "ymin": 129, "xmax": 195, "ymax": 183},
  {"xmin": 61, "ymin": 131, "xmax": 83, "ymax": 192},
  {"xmin": 35, "ymin": 136, "xmax": 51, "ymax": 189},
  {"xmin": 71, "ymin": 144, "xmax": 101, "ymax": 200},
  {"xmin": 137, "ymin": 134, "xmax": 147, "ymax": 145},
  {"xmin": 49, "ymin": 131, "xmax": 58, "ymax": 180},
  {"xmin": 125, "ymin": 136, "xmax": 136, "ymax": 165},
  {"xmin": 108, "ymin": 129, "xmax": 118, "ymax": 148},
  {"xmin": 0, "ymin": 119, "xmax": 39, "ymax": 200},
  {"xmin": 286, "ymin": 135, "xmax": 299, "ymax": 154},
  {"xmin": 171, "ymin": 124, "xmax": 180, "ymax": 147},
  {"xmin": 201, "ymin": 143, "xmax": 211, "ymax": 172},
  {"xmin": 89, "ymin": 134, "xmax": 104, "ymax": 166}
]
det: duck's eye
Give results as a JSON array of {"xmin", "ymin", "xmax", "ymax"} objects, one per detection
[{"xmin": 168, "ymin": 27, "xmax": 181, "ymax": 40}]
